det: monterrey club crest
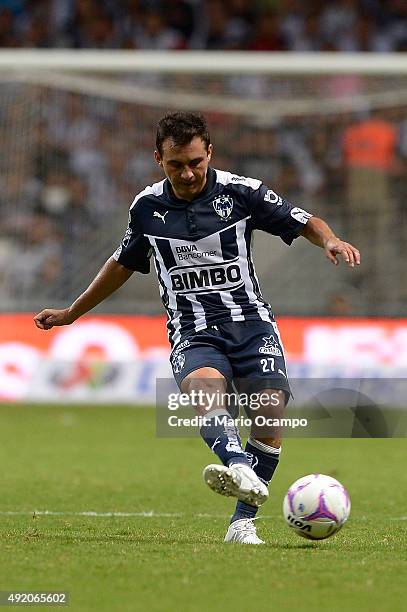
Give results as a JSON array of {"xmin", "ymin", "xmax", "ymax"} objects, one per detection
[
  {"xmin": 172, "ymin": 352, "xmax": 185, "ymax": 374},
  {"xmin": 212, "ymin": 195, "xmax": 233, "ymax": 221},
  {"xmin": 171, "ymin": 339, "xmax": 189, "ymax": 374}
]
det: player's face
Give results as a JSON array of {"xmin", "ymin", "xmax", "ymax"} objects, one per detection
[{"xmin": 155, "ymin": 136, "xmax": 213, "ymax": 201}]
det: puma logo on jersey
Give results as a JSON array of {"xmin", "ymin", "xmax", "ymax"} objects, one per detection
[{"xmin": 154, "ymin": 210, "xmax": 169, "ymax": 224}]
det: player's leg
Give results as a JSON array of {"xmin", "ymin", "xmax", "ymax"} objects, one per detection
[
  {"xmin": 224, "ymin": 320, "xmax": 290, "ymax": 543},
  {"xmin": 170, "ymin": 330, "xmax": 268, "ymax": 509},
  {"xmin": 223, "ymin": 388, "xmax": 286, "ymax": 544},
  {"xmin": 181, "ymin": 366, "xmax": 248, "ymax": 467},
  {"xmin": 170, "ymin": 332, "xmax": 245, "ymax": 467},
  {"xmin": 230, "ymin": 389, "xmax": 286, "ymax": 525},
  {"xmin": 180, "ymin": 366, "xmax": 268, "ymax": 507}
]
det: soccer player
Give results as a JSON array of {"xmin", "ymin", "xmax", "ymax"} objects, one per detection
[{"xmin": 34, "ymin": 112, "xmax": 360, "ymax": 544}]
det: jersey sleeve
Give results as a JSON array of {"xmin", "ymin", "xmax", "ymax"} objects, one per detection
[
  {"xmin": 113, "ymin": 205, "xmax": 152, "ymax": 274},
  {"xmin": 250, "ymin": 184, "xmax": 313, "ymax": 245}
]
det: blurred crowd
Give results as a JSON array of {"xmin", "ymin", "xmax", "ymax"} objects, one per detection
[
  {"xmin": 0, "ymin": 0, "xmax": 406, "ymax": 314},
  {"xmin": 0, "ymin": 0, "xmax": 407, "ymax": 52},
  {"xmin": 1, "ymin": 83, "xmax": 406, "ymax": 313}
]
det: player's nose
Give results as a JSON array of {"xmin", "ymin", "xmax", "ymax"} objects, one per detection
[{"xmin": 180, "ymin": 167, "xmax": 194, "ymax": 181}]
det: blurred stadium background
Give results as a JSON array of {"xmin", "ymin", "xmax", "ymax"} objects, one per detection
[{"xmin": 0, "ymin": 0, "xmax": 406, "ymax": 403}]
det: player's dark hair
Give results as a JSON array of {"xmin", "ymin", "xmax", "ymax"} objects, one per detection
[{"xmin": 156, "ymin": 112, "xmax": 210, "ymax": 155}]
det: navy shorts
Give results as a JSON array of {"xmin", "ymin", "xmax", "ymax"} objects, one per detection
[{"xmin": 170, "ymin": 320, "xmax": 290, "ymax": 400}]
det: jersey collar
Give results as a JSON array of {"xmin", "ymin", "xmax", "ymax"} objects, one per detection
[{"xmin": 163, "ymin": 167, "xmax": 217, "ymax": 204}]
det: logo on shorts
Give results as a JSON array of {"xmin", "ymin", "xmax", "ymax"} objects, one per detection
[
  {"xmin": 212, "ymin": 195, "xmax": 233, "ymax": 221},
  {"xmin": 171, "ymin": 339, "xmax": 190, "ymax": 374},
  {"xmin": 173, "ymin": 339, "xmax": 190, "ymax": 355},
  {"xmin": 259, "ymin": 335, "xmax": 282, "ymax": 357},
  {"xmin": 172, "ymin": 352, "xmax": 185, "ymax": 374}
]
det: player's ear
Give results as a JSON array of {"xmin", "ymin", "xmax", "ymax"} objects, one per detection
[
  {"xmin": 207, "ymin": 143, "xmax": 213, "ymax": 161},
  {"xmin": 154, "ymin": 150, "xmax": 162, "ymax": 166}
]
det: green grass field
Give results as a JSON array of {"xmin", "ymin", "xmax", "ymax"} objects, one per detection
[{"xmin": 0, "ymin": 405, "xmax": 406, "ymax": 612}]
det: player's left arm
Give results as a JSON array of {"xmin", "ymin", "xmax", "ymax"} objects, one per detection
[{"xmin": 300, "ymin": 217, "xmax": 360, "ymax": 267}]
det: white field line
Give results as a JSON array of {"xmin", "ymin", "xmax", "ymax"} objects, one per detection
[
  {"xmin": 0, "ymin": 510, "xmax": 273, "ymax": 519},
  {"xmin": 1, "ymin": 510, "xmax": 405, "ymax": 520}
]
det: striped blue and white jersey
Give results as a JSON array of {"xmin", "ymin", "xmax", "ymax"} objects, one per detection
[{"xmin": 114, "ymin": 167, "xmax": 312, "ymax": 347}]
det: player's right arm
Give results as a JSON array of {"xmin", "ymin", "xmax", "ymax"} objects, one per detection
[
  {"xmin": 34, "ymin": 257, "xmax": 134, "ymax": 330},
  {"xmin": 34, "ymin": 195, "xmax": 152, "ymax": 331}
]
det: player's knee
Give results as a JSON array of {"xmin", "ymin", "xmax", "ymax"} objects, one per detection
[
  {"xmin": 249, "ymin": 389, "xmax": 286, "ymax": 442},
  {"xmin": 181, "ymin": 368, "xmax": 227, "ymax": 414},
  {"xmin": 181, "ymin": 367, "xmax": 226, "ymax": 392}
]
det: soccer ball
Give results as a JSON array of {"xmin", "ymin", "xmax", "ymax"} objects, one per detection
[{"xmin": 283, "ymin": 474, "xmax": 351, "ymax": 540}]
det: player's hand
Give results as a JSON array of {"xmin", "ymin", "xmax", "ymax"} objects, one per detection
[
  {"xmin": 323, "ymin": 238, "xmax": 360, "ymax": 267},
  {"xmin": 33, "ymin": 308, "xmax": 74, "ymax": 330}
]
